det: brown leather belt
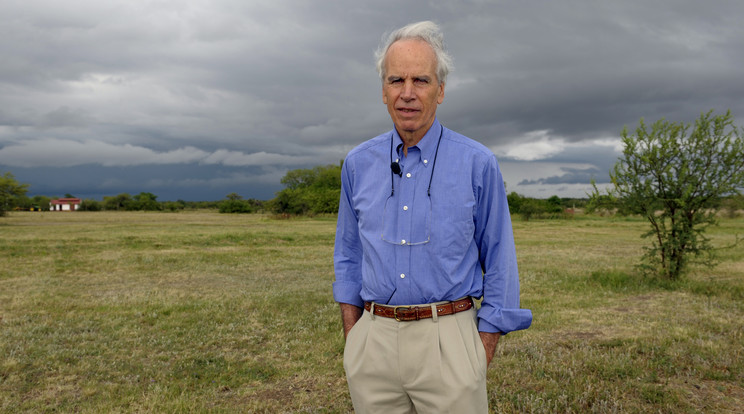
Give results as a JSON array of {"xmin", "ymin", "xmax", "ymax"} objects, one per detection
[{"xmin": 364, "ymin": 298, "xmax": 473, "ymax": 322}]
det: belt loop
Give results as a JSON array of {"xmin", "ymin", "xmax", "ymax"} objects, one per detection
[
  {"xmin": 369, "ymin": 302, "xmax": 376, "ymax": 320},
  {"xmin": 430, "ymin": 303, "xmax": 438, "ymax": 322}
]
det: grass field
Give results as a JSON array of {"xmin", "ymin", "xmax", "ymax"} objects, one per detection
[{"xmin": 1, "ymin": 211, "xmax": 742, "ymax": 413}]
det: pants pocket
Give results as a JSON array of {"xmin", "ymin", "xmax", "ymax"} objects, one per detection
[
  {"xmin": 451, "ymin": 309, "xmax": 487, "ymax": 380},
  {"xmin": 343, "ymin": 311, "xmax": 369, "ymax": 377}
]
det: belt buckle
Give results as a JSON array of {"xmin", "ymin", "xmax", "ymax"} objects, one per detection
[{"xmin": 393, "ymin": 305, "xmax": 412, "ymax": 322}]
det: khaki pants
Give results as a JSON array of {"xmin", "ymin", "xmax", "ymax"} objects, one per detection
[{"xmin": 343, "ymin": 304, "xmax": 488, "ymax": 413}]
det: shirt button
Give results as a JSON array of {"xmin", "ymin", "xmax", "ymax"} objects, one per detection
[
  {"xmin": 401, "ymin": 239, "xmax": 406, "ymax": 244},
  {"xmin": 400, "ymin": 273, "xmax": 406, "ymax": 279},
  {"xmin": 423, "ymin": 159, "xmax": 428, "ymax": 164},
  {"xmin": 403, "ymin": 206, "xmax": 408, "ymax": 211},
  {"xmin": 406, "ymin": 173, "xmax": 412, "ymax": 178}
]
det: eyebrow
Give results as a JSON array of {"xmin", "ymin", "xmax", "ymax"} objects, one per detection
[{"xmin": 386, "ymin": 75, "xmax": 431, "ymax": 82}]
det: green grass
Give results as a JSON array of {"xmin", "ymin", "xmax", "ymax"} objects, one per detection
[{"xmin": 1, "ymin": 211, "xmax": 742, "ymax": 413}]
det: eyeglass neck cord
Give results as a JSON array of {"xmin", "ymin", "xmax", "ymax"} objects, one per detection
[{"xmin": 389, "ymin": 125, "xmax": 444, "ymax": 197}]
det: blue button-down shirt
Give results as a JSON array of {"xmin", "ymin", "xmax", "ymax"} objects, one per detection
[{"xmin": 333, "ymin": 119, "xmax": 532, "ymax": 334}]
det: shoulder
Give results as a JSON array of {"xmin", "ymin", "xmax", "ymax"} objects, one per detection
[
  {"xmin": 344, "ymin": 132, "xmax": 390, "ymax": 164},
  {"xmin": 442, "ymin": 128, "xmax": 498, "ymax": 165}
]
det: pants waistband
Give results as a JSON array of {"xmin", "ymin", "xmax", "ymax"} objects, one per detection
[{"xmin": 363, "ymin": 297, "xmax": 473, "ymax": 322}]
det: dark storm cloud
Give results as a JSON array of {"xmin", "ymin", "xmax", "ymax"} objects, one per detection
[
  {"xmin": 1, "ymin": 0, "xmax": 743, "ymax": 199},
  {"xmin": 518, "ymin": 167, "xmax": 606, "ymax": 186},
  {"xmin": 441, "ymin": 1, "xmax": 744, "ymax": 147},
  {"xmin": 16, "ymin": 164, "xmax": 282, "ymax": 201}
]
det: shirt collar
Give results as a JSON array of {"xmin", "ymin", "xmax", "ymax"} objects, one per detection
[{"xmin": 392, "ymin": 118, "xmax": 442, "ymax": 168}]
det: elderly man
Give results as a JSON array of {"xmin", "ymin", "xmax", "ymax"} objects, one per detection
[{"xmin": 333, "ymin": 21, "xmax": 532, "ymax": 413}]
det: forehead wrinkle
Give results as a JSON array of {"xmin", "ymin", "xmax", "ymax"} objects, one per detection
[{"xmin": 386, "ymin": 73, "xmax": 433, "ymax": 81}]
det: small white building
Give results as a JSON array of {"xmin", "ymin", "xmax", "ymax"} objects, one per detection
[{"xmin": 50, "ymin": 198, "xmax": 82, "ymax": 211}]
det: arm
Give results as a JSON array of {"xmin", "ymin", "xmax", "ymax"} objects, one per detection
[
  {"xmin": 333, "ymin": 159, "xmax": 366, "ymax": 335},
  {"xmin": 479, "ymin": 331, "xmax": 501, "ymax": 366},
  {"xmin": 474, "ymin": 156, "xmax": 532, "ymax": 339},
  {"xmin": 340, "ymin": 303, "xmax": 363, "ymax": 339}
]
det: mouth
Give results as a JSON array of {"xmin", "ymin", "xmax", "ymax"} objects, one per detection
[{"xmin": 397, "ymin": 107, "xmax": 420, "ymax": 115}]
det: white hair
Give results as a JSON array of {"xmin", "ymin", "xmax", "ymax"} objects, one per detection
[{"xmin": 375, "ymin": 21, "xmax": 453, "ymax": 85}]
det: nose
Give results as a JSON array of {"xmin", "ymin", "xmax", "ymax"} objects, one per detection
[{"xmin": 400, "ymin": 80, "xmax": 415, "ymax": 100}]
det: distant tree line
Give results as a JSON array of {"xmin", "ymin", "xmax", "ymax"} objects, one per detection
[
  {"xmin": 218, "ymin": 193, "xmax": 264, "ymax": 214},
  {"xmin": 2, "ymin": 166, "xmax": 595, "ymax": 218},
  {"xmin": 5, "ymin": 165, "xmax": 743, "ymax": 219},
  {"xmin": 506, "ymin": 193, "xmax": 587, "ymax": 221},
  {"xmin": 8, "ymin": 190, "xmax": 254, "ymax": 213}
]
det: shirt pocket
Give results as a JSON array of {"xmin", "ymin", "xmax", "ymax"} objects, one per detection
[{"xmin": 430, "ymin": 189, "xmax": 475, "ymax": 256}]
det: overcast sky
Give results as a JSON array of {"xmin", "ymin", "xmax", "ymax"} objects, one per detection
[{"xmin": 2, "ymin": 0, "xmax": 743, "ymax": 201}]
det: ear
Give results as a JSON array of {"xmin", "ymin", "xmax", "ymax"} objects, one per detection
[
  {"xmin": 382, "ymin": 86, "xmax": 388, "ymax": 104},
  {"xmin": 437, "ymin": 82, "xmax": 445, "ymax": 104}
]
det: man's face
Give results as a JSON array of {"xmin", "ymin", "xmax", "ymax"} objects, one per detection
[{"xmin": 382, "ymin": 39, "xmax": 445, "ymax": 141}]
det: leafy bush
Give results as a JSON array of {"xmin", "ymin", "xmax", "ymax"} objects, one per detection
[
  {"xmin": 269, "ymin": 164, "xmax": 342, "ymax": 215},
  {"xmin": 594, "ymin": 110, "xmax": 744, "ymax": 279},
  {"xmin": 219, "ymin": 199, "xmax": 255, "ymax": 213},
  {"xmin": 103, "ymin": 193, "xmax": 133, "ymax": 211},
  {"xmin": 1, "ymin": 171, "xmax": 29, "ymax": 216},
  {"xmin": 79, "ymin": 199, "xmax": 102, "ymax": 211},
  {"xmin": 507, "ymin": 192, "xmax": 574, "ymax": 220}
]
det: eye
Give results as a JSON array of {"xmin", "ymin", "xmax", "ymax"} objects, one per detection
[{"xmin": 414, "ymin": 78, "xmax": 429, "ymax": 85}]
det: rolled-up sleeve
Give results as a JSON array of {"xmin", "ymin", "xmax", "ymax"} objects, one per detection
[
  {"xmin": 474, "ymin": 155, "xmax": 533, "ymax": 334},
  {"xmin": 332, "ymin": 159, "xmax": 365, "ymax": 308}
]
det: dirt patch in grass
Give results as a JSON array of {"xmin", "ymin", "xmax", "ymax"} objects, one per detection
[
  {"xmin": 562, "ymin": 330, "xmax": 604, "ymax": 341},
  {"xmin": 676, "ymin": 379, "xmax": 744, "ymax": 413},
  {"xmin": 242, "ymin": 374, "xmax": 350, "ymax": 412},
  {"xmin": 250, "ymin": 386, "xmax": 295, "ymax": 406},
  {"xmin": 614, "ymin": 294, "xmax": 658, "ymax": 313}
]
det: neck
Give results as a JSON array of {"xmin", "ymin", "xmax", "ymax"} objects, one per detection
[
  {"xmin": 396, "ymin": 130, "xmax": 421, "ymax": 157},
  {"xmin": 396, "ymin": 120, "xmax": 436, "ymax": 157}
]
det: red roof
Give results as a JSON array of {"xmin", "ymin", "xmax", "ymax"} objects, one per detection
[{"xmin": 51, "ymin": 198, "xmax": 82, "ymax": 205}]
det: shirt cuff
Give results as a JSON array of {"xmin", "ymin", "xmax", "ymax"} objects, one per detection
[
  {"xmin": 477, "ymin": 307, "xmax": 533, "ymax": 334},
  {"xmin": 332, "ymin": 280, "xmax": 364, "ymax": 308}
]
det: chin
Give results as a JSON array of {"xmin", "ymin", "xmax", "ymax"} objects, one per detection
[{"xmin": 395, "ymin": 121, "xmax": 422, "ymax": 132}]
